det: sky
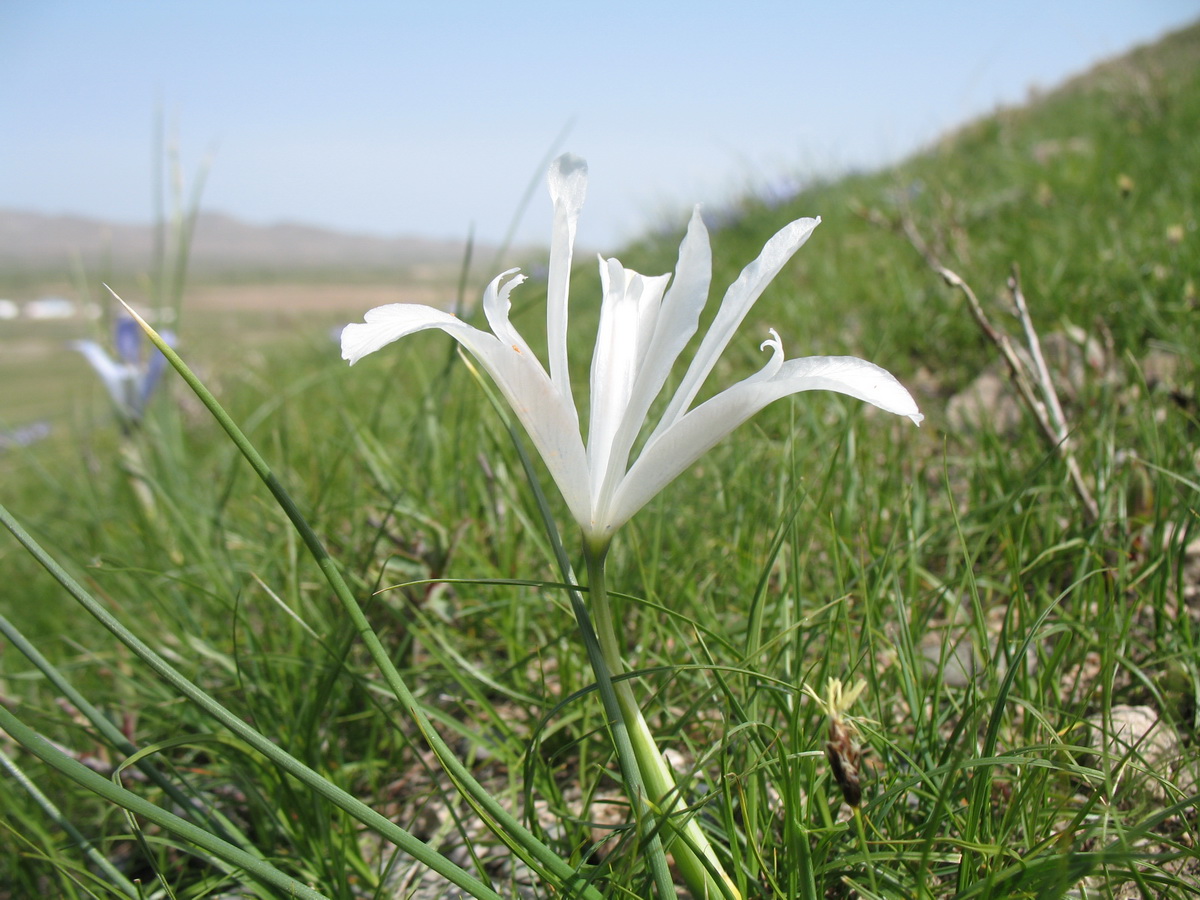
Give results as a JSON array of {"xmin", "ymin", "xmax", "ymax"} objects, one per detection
[{"xmin": 2, "ymin": 1, "xmax": 1197, "ymax": 250}]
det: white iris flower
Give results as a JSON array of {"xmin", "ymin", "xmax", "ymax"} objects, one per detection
[{"xmin": 342, "ymin": 154, "xmax": 922, "ymax": 546}]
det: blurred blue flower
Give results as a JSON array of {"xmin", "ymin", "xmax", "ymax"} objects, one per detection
[
  {"xmin": 73, "ymin": 316, "xmax": 176, "ymax": 425},
  {"xmin": 0, "ymin": 420, "xmax": 51, "ymax": 451}
]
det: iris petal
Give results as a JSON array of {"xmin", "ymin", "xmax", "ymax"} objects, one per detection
[
  {"xmin": 341, "ymin": 298, "xmax": 593, "ymax": 527},
  {"xmin": 653, "ymin": 216, "xmax": 820, "ymax": 439},
  {"xmin": 589, "ymin": 209, "xmax": 713, "ymax": 523},
  {"xmin": 587, "ymin": 260, "xmax": 670, "ymax": 506},
  {"xmin": 115, "ymin": 317, "xmax": 142, "ymax": 364},
  {"xmin": 546, "ymin": 154, "xmax": 587, "ymax": 400},
  {"xmin": 608, "ymin": 354, "xmax": 921, "ymax": 534}
]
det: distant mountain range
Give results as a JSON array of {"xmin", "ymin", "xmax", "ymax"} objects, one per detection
[{"xmin": 0, "ymin": 208, "xmax": 496, "ymax": 275}]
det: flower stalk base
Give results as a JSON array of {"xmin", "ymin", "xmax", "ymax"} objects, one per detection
[{"xmin": 585, "ymin": 546, "xmax": 740, "ymax": 900}]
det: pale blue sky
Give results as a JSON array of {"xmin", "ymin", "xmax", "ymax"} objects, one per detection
[{"xmin": 2, "ymin": 1, "xmax": 1196, "ymax": 248}]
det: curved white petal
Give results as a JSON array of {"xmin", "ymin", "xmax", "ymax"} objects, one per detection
[
  {"xmin": 472, "ymin": 339, "xmax": 592, "ymax": 528},
  {"xmin": 340, "ymin": 302, "xmax": 456, "ymax": 364},
  {"xmin": 546, "ymin": 154, "xmax": 587, "ymax": 400},
  {"xmin": 653, "ymin": 216, "xmax": 821, "ymax": 437},
  {"xmin": 605, "ymin": 352, "xmax": 921, "ymax": 535},
  {"xmin": 770, "ymin": 355, "xmax": 924, "ymax": 423},
  {"xmin": 341, "ymin": 299, "xmax": 592, "ymax": 525},
  {"xmin": 482, "ymin": 269, "xmax": 535, "ymax": 356}
]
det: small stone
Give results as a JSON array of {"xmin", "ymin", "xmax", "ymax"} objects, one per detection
[
  {"xmin": 1086, "ymin": 705, "xmax": 1194, "ymax": 802},
  {"xmin": 919, "ymin": 628, "xmax": 979, "ymax": 687},
  {"xmin": 946, "ymin": 370, "xmax": 1023, "ymax": 434}
]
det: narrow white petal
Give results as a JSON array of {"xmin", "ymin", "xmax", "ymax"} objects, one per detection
[
  {"xmin": 471, "ymin": 339, "xmax": 592, "ymax": 528},
  {"xmin": 591, "ymin": 209, "xmax": 712, "ymax": 522},
  {"xmin": 607, "ymin": 352, "xmax": 921, "ymax": 535},
  {"xmin": 636, "ymin": 207, "xmax": 713, "ymax": 394},
  {"xmin": 588, "ymin": 259, "xmax": 635, "ymax": 481},
  {"xmin": 587, "ymin": 259, "xmax": 670, "ymax": 505},
  {"xmin": 654, "ymin": 216, "xmax": 821, "ymax": 436},
  {"xmin": 340, "ymin": 301, "xmax": 592, "ymax": 526},
  {"xmin": 546, "ymin": 154, "xmax": 587, "ymax": 399}
]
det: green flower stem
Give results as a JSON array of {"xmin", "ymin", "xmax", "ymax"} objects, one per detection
[
  {"xmin": 852, "ymin": 806, "xmax": 878, "ymax": 894},
  {"xmin": 467, "ymin": 363, "xmax": 673, "ymax": 897},
  {"xmin": 473, "ymin": 358, "xmax": 738, "ymax": 900},
  {"xmin": 585, "ymin": 545, "xmax": 741, "ymax": 900},
  {"xmin": 0, "ymin": 703, "xmax": 328, "ymax": 900},
  {"xmin": 116, "ymin": 300, "xmax": 601, "ymax": 900},
  {"xmin": 572, "ymin": 545, "xmax": 677, "ymax": 900},
  {"xmin": 0, "ymin": 501, "xmax": 504, "ymax": 900}
]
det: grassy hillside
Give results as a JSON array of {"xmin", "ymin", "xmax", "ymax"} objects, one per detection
[{"xmin": 1, "ymin": 21, "xmax": 1197, "ymax": 900}]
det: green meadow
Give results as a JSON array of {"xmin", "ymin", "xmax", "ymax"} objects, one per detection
[{"xmin": 1, "ymin": 21, "xmax": 1198, "ymax": 899}]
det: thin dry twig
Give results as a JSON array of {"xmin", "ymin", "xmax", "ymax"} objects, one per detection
[
  {"xmin": 880, "ymin": 209, "xmax": 1101, "ymax": 526},
  {"xmin": 1005, "ymin": 266, "xmax": 1100, "ymax": 526}
]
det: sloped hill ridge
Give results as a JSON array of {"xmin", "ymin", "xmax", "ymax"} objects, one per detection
[{"xmin": 618, "ymin": 19, "xmax": 1198, "ymax": 391}]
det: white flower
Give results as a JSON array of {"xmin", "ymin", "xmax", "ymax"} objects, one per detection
[
  {"xmin": 73, "ymin": 316, "xmax": 175, "ymax": 424},
  {"xmin": 342, "ymin": 154, "xmax": 922, "ymax": 545}
]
